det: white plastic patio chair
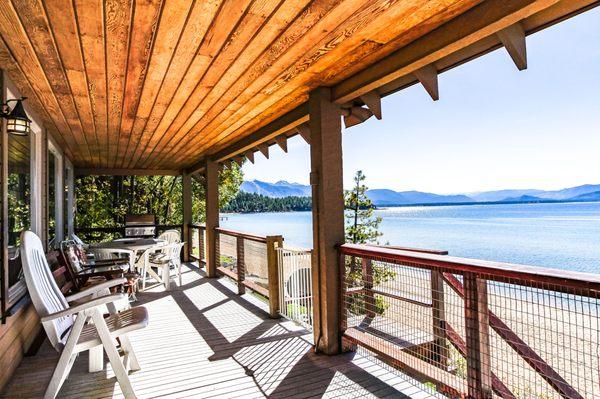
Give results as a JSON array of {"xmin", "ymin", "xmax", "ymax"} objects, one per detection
[
  {"xmin": 144, "ymin": 242, "xmax": 185, "ymax": 291},
  {"xmin": 21, "ymin": 231, "xmax": 148, "ymax": 399},
  {"xmin": 157, "ymin": 229, "xmax": 181, "ymax": 244}
]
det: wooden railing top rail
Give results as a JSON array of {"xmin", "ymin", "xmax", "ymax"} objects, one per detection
[
  {"xmin": 340, "ymin": 243, "xmax": 600, "ymax": 295},
  {"xmin": 214, "ymin": 227, "xmax": 268, "ymax": 243},
  {"xmin": 188, "ymin": 223, "xmax": 206, "ymax": 229}
]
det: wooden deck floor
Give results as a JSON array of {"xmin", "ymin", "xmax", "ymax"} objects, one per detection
[{"xmin": 2, "ymin": 264, "xmax": 439, "ymax": 398}]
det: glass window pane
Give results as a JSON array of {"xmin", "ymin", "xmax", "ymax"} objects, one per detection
[
  {"xmin": 48, "ymin": 150, "xmax": 56, "ymax": 247},
  {"xmin": 7, "ymin": 132, "xmax": 31, "ymax": 286}
]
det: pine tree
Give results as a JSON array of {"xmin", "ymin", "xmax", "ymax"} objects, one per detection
[
  {"xmin": 344, "ymin": 170, "xmax": 394, "ymax": 316},
  {"xmin": 344, "ymin": 170, "xmax": 382, "ymax": 244}
]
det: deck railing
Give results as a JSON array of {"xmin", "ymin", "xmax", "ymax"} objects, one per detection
[
  {"xmin": 339, "ymin": 243, "xmax": 600, "ymax": 399},
  {"xmin": 277, "ymin": 247, "xmax": 313, "ymax": 330},
  {"xmin": 214, "ymin": 227, "xmax": 283, "ymax": 317},
  {"xmin": 188, "ymin": 224, "xmax": 206, "ymax": 264}
]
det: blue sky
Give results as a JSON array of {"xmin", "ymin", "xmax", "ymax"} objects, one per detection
[{"xmin": 242, "ymin": 8, "xmax": 600, "ymax": 194}]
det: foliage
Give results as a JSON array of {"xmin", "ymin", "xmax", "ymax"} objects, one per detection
[
  {"xmin": 344, "ymin": 170, "xmax": 382, "ymax": 244},
  {"xmin": 222, "ymin": 191, "xmax": 311, "ymax": 213},
  {"xmin": 7, "ymin": 173, "xmax": 30, "ymax": 245},
  {"xmin": 75, "ymin": 163, "xmax": 244, "ymax": 230},
  {"xmin": 344, "ymin": 170, "xmax": 395, "ymax": 316}
]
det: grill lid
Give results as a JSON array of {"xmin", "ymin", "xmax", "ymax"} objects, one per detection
[{"xmin": 125, "ymin": 214, "xmax": 155, "ymax": 226}]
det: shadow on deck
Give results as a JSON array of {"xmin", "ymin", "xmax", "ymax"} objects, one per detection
[{"xmin": 2, "ymin": 264, "xmax": 437, "ymax": 398}]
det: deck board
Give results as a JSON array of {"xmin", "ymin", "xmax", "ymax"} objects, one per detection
[{"xmin": 2, "ymin": 264, "xmax": 440, "ymax": 398}]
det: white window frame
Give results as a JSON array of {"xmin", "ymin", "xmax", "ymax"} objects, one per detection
[{"xmin": 47, "ymin": 139, "xmax": 64, "ymax": 245}]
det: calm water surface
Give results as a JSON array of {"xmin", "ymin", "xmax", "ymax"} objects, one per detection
[{"xmin": 221, "ymin": 202, "xmax": 600, "ymax": 274}]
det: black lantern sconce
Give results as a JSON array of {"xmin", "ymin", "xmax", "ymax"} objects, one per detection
[{"xmin": 1, "ymin": 97, "xmax": 31, "ymax": 136}]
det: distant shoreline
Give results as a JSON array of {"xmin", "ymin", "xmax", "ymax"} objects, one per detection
[{"xmin": 222, "ymin": 198, "xmax": 600, "ymax": 214}]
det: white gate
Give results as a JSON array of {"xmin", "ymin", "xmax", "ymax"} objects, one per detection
[{"xmin": 277, "ymin": 247, "xmax": 313, "ymax": 330}]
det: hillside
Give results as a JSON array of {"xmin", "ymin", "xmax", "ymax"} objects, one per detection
[{"xmin": 239, "ymin": 180, "xmax": 600, "ymax": 206}]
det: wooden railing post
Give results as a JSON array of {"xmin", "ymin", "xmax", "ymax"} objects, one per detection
[
  {"xmin": 214, "ymin": 230, "xmax": 220, "ymax": 270},
  {"xmin": 431, "ymin": 269, "xmax": 448, "ymax": 369},
  {"xmin": 198, "ymin": 226, "xmax": 205, "ymax": 265},
  {"xmin": 464, "ymin": 273, "xmax": 493, "ymax": 399},
  {"xmin": 236, "ymin": 236, "xmax": 245, "ymax": 295},
  {"xmin": 267, "ymin": 235, "xmax": 283, "ymax": 318},
  {"xmin": 182, "ymin": 173, "xmax": 192, "ymax": 262},
  {"xmin": 362, "ymin": 258, "xmax": 375, "ymax": 319}
]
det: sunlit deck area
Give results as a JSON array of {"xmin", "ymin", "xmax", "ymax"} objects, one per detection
[{"xmin": 2, "ymin": 264, "xmax": 436, "ymax": 399}]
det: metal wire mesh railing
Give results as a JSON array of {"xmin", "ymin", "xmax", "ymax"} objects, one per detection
[
  {"xmin": 277, "ymin": 247, "xmax": 313, "ymax": 330},
  {"xmin": 339, "ymin": 243, "xmax": 600, "ymax": 399},
  {"xmin": 214, "ymin": 228, "xmax": 278, "ymax": 298},
  {"xmin": 188, "ymin": 224, "xmax": 205, "ymax": 262}
]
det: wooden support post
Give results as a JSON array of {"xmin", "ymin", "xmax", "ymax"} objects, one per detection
[
  {"xmin": 309, "ymin": 87, "xmax": 345, "ymax": 355},
  {"xmin": 182, "ymin": 173, "xmax": 192, "ymax": 262},
  {"xmin": 266, "ymin": 235, "xmax": 283, "ymax": 318},
  {"xmin": 198, "ymin": 227, "xmax": 205, "ymax": 265},
  {"xmin": 464, "ymin": 273, "xmax": 493, "ymax": 399},
  {"xmin": 205, "ymin": 160, "xmax": 219, "ymax": 278},
  {"xmin": 362, "ymin": 258, "xmax": 375, "ymax": 319},
  {"xmin": 431, "ymin": 269, "xmax": 448, "ymax": 369},
  {"xmin": 1, "ymin": 71, "xmax": 7, "ymax": 321},
  {"xmin": 236, "ymin": 236, "xmax": 245, "ymax": 295}
]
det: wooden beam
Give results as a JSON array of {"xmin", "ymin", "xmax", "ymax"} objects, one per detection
[
  {"xmin": 75, "ymin": 168, "xmax": 180, "ymax": 176},
  {"xmin": 209, "ymin": 103, "xmax": 308, "ymax": 164},
  {"xmin": 182, "ymin": 173, "xmax": 192, "ymax": 262},
  {"xmin": 414, "ymin": 65, "xmax": 439, "ymax": 101},
  {"xmin": 309, "ymin": 87, "xmax": 344, "ymax": 355},
  {"xmin": 497, "ymin": 23, "xmax": 527, "ymax": 70},
  {"xmin": 343, "ymin": 106, "xmax": 373, "ymax": 128},
  {"xmin": 359, "ymin": 91, "xmax": 382, "ymax": 119},
  {"xmin": 332, "ymin": 0, "xmax": 564, "ymax": 104},
  {"xmin": 245, "ymin": 151, "xmax": 254, "ymax": 164},
  {"xmin": 232, "ymin": 156, "xmax": 244, "ymax": 167},
  {"xmin": 295, "ymin": 124, "xmax": 311, "ymax": 145},
  {"xmin": 257, "ymin": 143, "xmax": 269, "ymax": 159},
  {"xmin": 205, "ymin": 160, "xmax": 219, "ymax": 278},
  {"xmin": 275, "ymin": 136, "xmax": 287, "ymax": 153}
]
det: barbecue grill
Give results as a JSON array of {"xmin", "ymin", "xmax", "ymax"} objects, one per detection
[{"xmin": 124, "ymin": 214, "xmax": 156, "ymax": 238}]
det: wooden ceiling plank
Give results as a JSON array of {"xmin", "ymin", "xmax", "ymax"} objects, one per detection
[
  {"xmin": 171, "ymin": 0, "xmax": 451, "ymax": 165},
  {"xmin": 105, "ymin": 0, "xmax": 133, "ymax": 168},
  {"xmin": 122, "ymin": 0, "xmax": 195, "ymax": 169},
  {"xmin": 43, "ymin": 0, "xmax": 98, "ymax": 165},
  {"xmin": 144, "ymin": 0, "xmax": 282, "ymax": 166},
  {"xmin": 0, "ymin": 0, "xmax": 85, "ymax": 162},
  {"xmin": 154, "ymin": 0, "xmax": 355, "ymax": 167},
  {"xmin": 73, "ymin": 0, "xmax": 109, "ymax": 167},
  {"xmin": 128, "ymin": 0, "xmax": 223, "ymax": 168},
  {"xmin": 140, "ymin": 0, "xmax": 257, "ymax": 168},
  {"xmin": 115, "ymin": 0, "xmax": 163, "ymax": 168}
]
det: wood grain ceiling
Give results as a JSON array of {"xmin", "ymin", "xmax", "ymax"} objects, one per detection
[{"xmin": 0, "ymin": 0, "xmax": 485, "ymax": 170}]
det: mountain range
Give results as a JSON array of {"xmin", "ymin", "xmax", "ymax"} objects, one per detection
[{"xmin": 240, "ymin": 180, "xmax": 600, "ymax": 206}]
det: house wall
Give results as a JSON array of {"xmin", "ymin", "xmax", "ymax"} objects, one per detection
[{"xmin": 0, "ymin": 71, "xmax": 72, "ymax": 392}]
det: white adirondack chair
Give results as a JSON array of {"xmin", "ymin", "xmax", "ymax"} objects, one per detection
[
  {"xmin": 144, "ymin": 242, "xmax": 185, "ymax": 291},
  {"xmin": 21, "ymin": 231, "xmax": 148, "ymax": 399}
]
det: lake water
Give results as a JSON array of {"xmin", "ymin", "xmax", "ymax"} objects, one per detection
[{"xmin": 222, "ymin": 201, "xmax": 600, "ymax": 274}]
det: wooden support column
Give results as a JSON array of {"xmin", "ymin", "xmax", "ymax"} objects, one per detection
[
  {"xmin": 205, "ymin": 160, "xmax": 219, "ymax": 278},
  {"xmin": 266, "ymin": 235, "xmax": 283, "ymax": 318},
  {"xmin": 1, "ymin": 70, "xmax": 7, "ymax": 321},
  {"xmin": 464, "ymin": 273, "xmax": 493, "ymax": 399},
  {"xmin": 236, "ymin": 237, "xmax": 245, "ymax": 295},
  {"xmin": 182, "ymin": 173, "xmax": 192, "ymax": 262},
  {"xmin": 309, "ymin": 86, "xmax": 345, "ymax": 355}
]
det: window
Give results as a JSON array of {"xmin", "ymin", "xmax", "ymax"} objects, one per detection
[{"xmin": 47, "ymin": 142, "xmax": 64, "ymax": 248}]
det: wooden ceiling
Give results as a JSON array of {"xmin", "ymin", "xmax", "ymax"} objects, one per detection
[
  {"xmin": 0, "ymin": 0, "xmax": 485, "ymax": 170},
  {"xmin": 0, "ymin": 0, "xmax": 596, "ymax": 172}
]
